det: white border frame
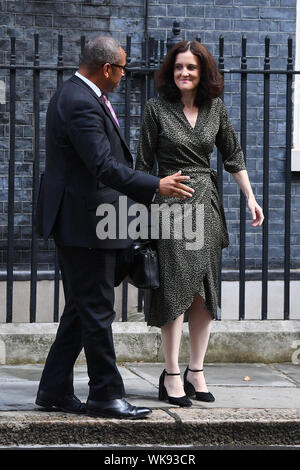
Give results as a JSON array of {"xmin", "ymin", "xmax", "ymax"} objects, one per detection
[{"xmin": 292, "ymin": 0, "xmax": 300, "ymax": 171}]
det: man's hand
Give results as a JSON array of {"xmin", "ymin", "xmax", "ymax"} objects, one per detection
[{"xmin": 159, "ymin": 170, "xmax": 194, "ymax": 199}]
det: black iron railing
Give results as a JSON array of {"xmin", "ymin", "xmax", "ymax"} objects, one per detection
[{"xmin": 0, "ymin": 27, "xmax": 298, "ymax": 323}]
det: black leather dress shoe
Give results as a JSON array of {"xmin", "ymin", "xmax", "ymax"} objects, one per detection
[
  {"xmin": 35, "ymin": 390, "xmax": 86, "ymax": 414},
  {"xmin": 87, "ymin": 398, "xmax": 152, "ymax": 419}
]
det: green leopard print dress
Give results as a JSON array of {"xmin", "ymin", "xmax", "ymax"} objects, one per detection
[{"xmin": 135, "ymin": 96, "xmax": 246, "ymax": 327}]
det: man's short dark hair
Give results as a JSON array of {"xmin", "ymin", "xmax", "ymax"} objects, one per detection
[{"xmin": 80, "ymin": 36, "xmax": 122, "ymax": 73}]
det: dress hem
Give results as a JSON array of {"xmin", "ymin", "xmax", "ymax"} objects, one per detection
[{"xmin": 146, "ymin": 289, "xmax": 216, "ymax": 328}]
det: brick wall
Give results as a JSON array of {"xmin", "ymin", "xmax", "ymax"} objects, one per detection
[{"xmin": 0, "ymin": 0, "xmax": 298, "ymax": 273}]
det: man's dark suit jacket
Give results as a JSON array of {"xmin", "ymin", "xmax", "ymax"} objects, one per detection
[{"xmin": 36, "ymin": 74, "xmax": 159, "ymax": 249}]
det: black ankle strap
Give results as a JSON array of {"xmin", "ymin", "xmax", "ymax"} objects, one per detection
[
  {"xmin": 165, "ymin": 370, "xmax": 180, "ymax": 376},
  {"xmin": 188, "ymin": 367, "xmax": 203, "ymax": 372}
]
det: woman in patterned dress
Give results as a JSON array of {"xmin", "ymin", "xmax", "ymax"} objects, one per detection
[{"xmin": 135, "ymin": 41, "xmax": 264, "ymax": 407}]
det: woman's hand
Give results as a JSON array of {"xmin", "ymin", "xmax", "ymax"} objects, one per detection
[
  {"xmin": 248, "ymin": 196, "xmax": 264, "ymax": 227},
  {"xmin": 232, "ymin": 170, "xmax": 264, "ymax": 227}
]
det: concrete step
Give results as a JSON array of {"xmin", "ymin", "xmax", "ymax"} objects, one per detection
[
  {"xmin": 1, "ymin": 320, "xmax": 300, "ymax": 364},
  {"xmin": 0, "ymin": 408, "xmax": 299, "ymax": 447}
]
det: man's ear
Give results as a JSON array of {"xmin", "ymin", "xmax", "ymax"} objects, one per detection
[{"xmin": 103, "ymin": 63, "xmax": 110, "ymax": 78}]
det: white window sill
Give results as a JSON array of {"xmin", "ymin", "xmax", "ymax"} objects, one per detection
[{"xmin": 292, "ymin": 148, "xmax": 300, "ymax": 172}]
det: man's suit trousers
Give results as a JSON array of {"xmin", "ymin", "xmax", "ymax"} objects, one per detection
[{"xmin": 38, "ymin": 245, "xmax": 125, "ymax": 401}]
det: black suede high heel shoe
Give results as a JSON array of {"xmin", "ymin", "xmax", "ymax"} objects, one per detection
[
  {"xmin": 158, "ymin": 369, "xmax": 192, "ymax": 407},
  {"xmin": 184, "ymin": 367, "xmax": 215, "ymax": 402}
]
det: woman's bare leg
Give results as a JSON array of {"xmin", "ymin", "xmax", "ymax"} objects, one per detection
[
  {"xmin": 161, "ymin": 313, "xmax": 185, "ymax": 397},
  {"xmin": 187, "ymin": 294, "xmax": 212, "ymax": 392}
]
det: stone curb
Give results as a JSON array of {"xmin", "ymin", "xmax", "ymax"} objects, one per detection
[
  {"xmin": 0, "ymin": 409, "xmax": 299, "ymax": 446},
  {"xmin": 0, "ymin": 321, "xmax": 300, "ymax": 364}
]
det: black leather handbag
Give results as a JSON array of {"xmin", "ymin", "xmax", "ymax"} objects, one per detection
[
  {"xmin": 128, "ymin": 240, "xmax": 160, "ymax": 289},
  {"xmin": 115, "ymin": 240, "xmax": 160, "ymax": 289}
]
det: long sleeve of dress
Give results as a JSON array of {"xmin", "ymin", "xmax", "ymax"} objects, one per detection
[
  {"xmin": 215, "ymin": 99, "xmax": 247, "ymax": 174},
  {"xmin": 135, "ymin": 99, "xmax": 159, "ymax": 174}
]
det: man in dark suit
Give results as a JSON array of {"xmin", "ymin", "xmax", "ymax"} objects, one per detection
[{"xmin": 35, "ymin": 36, "xmax": 194, "ymax": 419}]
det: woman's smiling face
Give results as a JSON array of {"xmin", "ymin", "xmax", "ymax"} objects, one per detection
[{"xmin": 173, "ymin": 50, "xmax": 201, "ymax": 94}]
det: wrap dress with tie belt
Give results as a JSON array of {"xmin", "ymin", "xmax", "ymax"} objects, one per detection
[{"xmin": 135, "ymin": 96, "xmax": 246, "ymax": 327}]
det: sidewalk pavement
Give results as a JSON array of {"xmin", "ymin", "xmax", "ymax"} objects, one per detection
[{"xmin": 0, "ymin": 362, "xmax": 299, "ymax": 448}]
